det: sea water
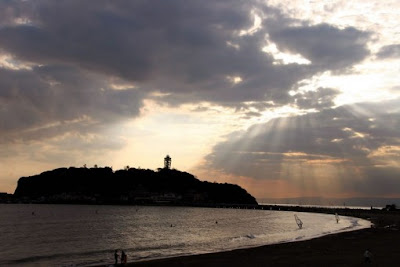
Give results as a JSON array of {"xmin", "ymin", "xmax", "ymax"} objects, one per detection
[{"xmin": 0, "ymin": 204, "xmax": 370, "ymax": 266}]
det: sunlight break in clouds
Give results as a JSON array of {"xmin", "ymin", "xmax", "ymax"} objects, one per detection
[{"xmin": 262, "ymin": 39, "xmax": 312, "ymax": 65}]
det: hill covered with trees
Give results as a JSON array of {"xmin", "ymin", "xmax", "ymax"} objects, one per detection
[{"xmin": 13, "ymin": 167, "xmax": 258, "ymax": 205}]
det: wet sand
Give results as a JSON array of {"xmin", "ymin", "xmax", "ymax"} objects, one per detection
[{"xmin": 113, "ymin": 209, "xmax": 400, "ymax": 266}]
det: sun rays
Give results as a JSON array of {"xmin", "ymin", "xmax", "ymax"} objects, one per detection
[{"xmin": 201, "ymin": 96, "xmax": 400, "ymax": 199}]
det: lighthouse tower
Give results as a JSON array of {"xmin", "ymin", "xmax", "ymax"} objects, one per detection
[{"xmin": 164, "ymin": 155, "xmax": 171, "ymax": 169}]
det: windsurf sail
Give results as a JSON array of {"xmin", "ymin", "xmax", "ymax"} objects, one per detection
[{"xmin": 294, "ymin": 214, "xmax": 303, "ymax": 229}]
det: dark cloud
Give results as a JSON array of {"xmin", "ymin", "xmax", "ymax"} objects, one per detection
[
  {"xmin": 294, "ymin": 87, "xmax": 340, "ymax": 110},
  {"xmin": 205, "ymin": 99, "xmax": 400, "ymax": 196},
  {"xmin": 0, "ymin": 1, "xmax": 253, "ymax": 82},
  {"xmin": 243, "ymin": 111, "xmax": 263, "ymax": 119},
  {"xmin": 0, "ymin": 65, "xmax": 144, "ymax": 142},
  {"xmin": 0, "ymin": 0, "xmax": 372, "ymax": 110},
  {"xmin": 377, "ymin": 44, "xmax": 400, "ymax": 59},
  {"xmin": 269, "ymin": 23, "xmax": 371, "ymax": 70}
]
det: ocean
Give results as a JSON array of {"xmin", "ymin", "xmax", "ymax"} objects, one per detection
[{"xmin": 0, "ymin": 204, "xmax": 370, "ymax": 266}]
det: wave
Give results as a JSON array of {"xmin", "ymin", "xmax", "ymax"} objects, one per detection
[{"xmin": 230, "ymin": 233, "xmax": 258, "ymax": 242}]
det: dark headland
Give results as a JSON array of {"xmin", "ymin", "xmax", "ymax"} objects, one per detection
[{"xmin": 13, "ymin": 166, "xmax": 257, "ymax": 205}]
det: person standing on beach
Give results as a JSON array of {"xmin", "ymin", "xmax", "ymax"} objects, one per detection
[
  {"xmin": 114, "ymin": 250, "xmax": 119, "ymax": 265},
  {"xmin": 364, "ymin": 249, "xmax": 372, "ymax": 263},
  {"xmin": 121, "ymin": 250, "xmax": 127, "ymax": 266}
]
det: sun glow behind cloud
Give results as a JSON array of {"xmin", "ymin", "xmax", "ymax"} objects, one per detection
[
  {"xmin": 0, "ymin": 54, "xmax": 33, "ymax": 70},
  {"xmin": 265, "ymin": 0, "xmax": 400, "ymax": 104},
  {"xmin": 108, "ymin": 100, "xmax": 247, "ymax": 172},
  {"xmin": 239, "ymin": 11, "xmax": 262, "ymax": 36},
  {"xmin": 262, "ymin": 41, "xmax": 312, "ymax": 65},
  {"xmin": 296, "ymin": 61, "xmax": 400, "ymax": 107}
]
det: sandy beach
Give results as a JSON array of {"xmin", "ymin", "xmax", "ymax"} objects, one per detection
[{"xmin": 118, "ymin": 209, "xmax": 400, "ymax": 267}]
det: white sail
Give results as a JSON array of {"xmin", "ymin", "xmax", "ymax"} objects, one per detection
[{"xmin": 294, "ymin": 214, "xmax": 303, "ymax": 229}]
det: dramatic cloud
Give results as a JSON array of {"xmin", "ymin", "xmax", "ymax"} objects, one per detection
[
  {"xmin": 0, "ymin": 0, "xmax": 371, "ymax": 111},
  {"xmin": 0, "ymin": 1, "xmax": 399, "ymax": 199},
  {"xmin": 204, "ymin": 99, "xmax": 400, "ymax": 196}
]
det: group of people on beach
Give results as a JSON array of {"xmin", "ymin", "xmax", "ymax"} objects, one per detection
[{"xmin": 114, "ymin": 249, "xmax": 127, "ymax": 266}]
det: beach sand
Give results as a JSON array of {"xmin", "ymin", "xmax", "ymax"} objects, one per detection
[{"xmin": 111, "ymin": 209, "xmax": 400, "ymax": 266}]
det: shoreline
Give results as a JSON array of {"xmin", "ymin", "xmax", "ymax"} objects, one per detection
[{"xmin": 112, "ymin": 207, "xmax": 400, "ymax": 267}]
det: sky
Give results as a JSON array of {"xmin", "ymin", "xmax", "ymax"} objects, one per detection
[{"xmin": 1, "ymin": 0, "xmax": 400, "ymax": 200}]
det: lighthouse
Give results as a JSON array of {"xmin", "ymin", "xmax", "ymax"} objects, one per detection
[{"xmin": 164, "ymin": 155, "xmax": 171, "ymax": 169}]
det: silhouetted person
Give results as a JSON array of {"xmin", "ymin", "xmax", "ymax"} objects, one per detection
[
  {"xmin": 364, "ymin": 249, "xmax": 372, "ymax": 264},
  {"xmin": 121, "ymin": 250, "xmax": 127, "ymax": 266},
  {"xmin": 114, "ymin": 249, "xmax": 119, "ymax": 265}
]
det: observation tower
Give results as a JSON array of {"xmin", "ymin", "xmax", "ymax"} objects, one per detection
[{"xmin": 164, "ymin": 155, "xmax": 171, "ymax": 169}]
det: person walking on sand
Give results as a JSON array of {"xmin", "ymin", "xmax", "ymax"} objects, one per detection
[
  {"xmin": 121, "ymin": 250, "xmax": 127, "ymax": 266},
  {"xmin": 114, "ymin": 249, "xmax": 119, "ymax": 265}
]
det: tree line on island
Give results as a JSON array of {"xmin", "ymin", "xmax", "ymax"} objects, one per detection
[{"xmin": 13, "ymin": 166, "xmax": 258, "ymax": 205}]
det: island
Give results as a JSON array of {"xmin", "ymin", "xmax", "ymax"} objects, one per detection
[{"xmin": 13, "ymin": 166, "xmax": 257, "ymax": 206}]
